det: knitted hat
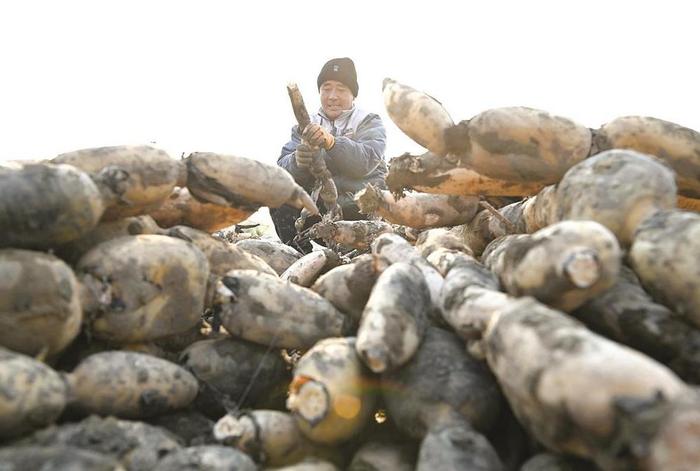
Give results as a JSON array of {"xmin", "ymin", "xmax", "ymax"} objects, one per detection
[{"xmin": 317, "ymin": 57, "xmax": 359, "ymax": 97}]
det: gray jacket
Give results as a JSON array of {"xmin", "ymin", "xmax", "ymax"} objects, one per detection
[{"xmin": 277, "ymin": 106, "xmax": 388, "ymax": 207}]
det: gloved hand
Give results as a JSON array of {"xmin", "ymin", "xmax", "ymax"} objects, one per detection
[
  {"xmin": 295, "ymin": 143, "xmax": 318, "ymax": 168},
  {"xmin": 302, "ymin": 123, "xmax": 335, "ymax": 150}
]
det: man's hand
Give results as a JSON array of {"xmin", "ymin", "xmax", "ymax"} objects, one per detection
[
  {"xmin": 295, "ymin": 143, "xmax": 318, "ymax": 168},
  {"xmin": 302, "ymin": 123, "xmax": 335, "ymax": 150}
]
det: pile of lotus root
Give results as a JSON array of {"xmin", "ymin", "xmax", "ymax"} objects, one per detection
[{"xmin": 0, "ymin": 77, "xmax": 698, "ymax": 471}]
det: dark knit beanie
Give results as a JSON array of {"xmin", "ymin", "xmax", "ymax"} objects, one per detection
[{"xmin": 317, "ymin": 57, "xmax": 359, "ymax": 97}]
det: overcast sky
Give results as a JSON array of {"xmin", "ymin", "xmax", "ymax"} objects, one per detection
[{"xmin": 1, "ymin": 0, "xmax": 698, "ymax": 165}]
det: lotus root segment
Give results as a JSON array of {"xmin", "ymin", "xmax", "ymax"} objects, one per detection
[
  {"xmin": 77, "ymin": 234, "xmax": 209, "ymax": 343},
  {"xmin": 0, "ymin": 163, "xmax": 105, "ymax": 249},
  {"xmin": 287, "ymin": 337, "xmax": 376, "ymax": 445},
  {"xmin": 66, "ymin": 350, "xmax": 198, "ymax": 419},
  {"xmin": 0, "ymin": 250, "xmax": 82, "ymax": 357},
  {"xmin": 556, "ymin": 149, "xmax": 676, "ymax": 246},
  {"xmin": 0, "ymin": 348, "xmax": 68, "ymax": 439},
  {"xmin": 53, "ymin": 145, "xmax": 182, "ymax": 220},
  {"xmin": 383, "ymin": 78, "xmax": 453, "ymax": 156}
]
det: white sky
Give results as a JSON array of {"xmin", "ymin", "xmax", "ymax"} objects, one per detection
[{"xmin": 1, "ymin": 0, "xmax": 698, "ymax": 166}]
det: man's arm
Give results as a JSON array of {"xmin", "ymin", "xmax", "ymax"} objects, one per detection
[
  {"xmin": 323, "ymin": 114, "xmax": 387, "ymax": 179},
  {"xmin": 277, "ymin": 125, "xmax": 314, "ymax": 186}
]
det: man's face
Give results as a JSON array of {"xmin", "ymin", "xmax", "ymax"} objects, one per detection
[{"xmin": 320, "ymin": 80, "xmax": 354, "ymax": 120}]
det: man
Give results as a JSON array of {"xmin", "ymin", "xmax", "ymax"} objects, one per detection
[{"xmin": 271, "ymin": 57, "xmax": 388, "ymax": 252}]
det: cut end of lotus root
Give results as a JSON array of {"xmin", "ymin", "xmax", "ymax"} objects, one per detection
[
  {"xmin": 287, "ymin": 377, "xmax": 330, "ymax": 427},
  {"xmin": 359, "ymin": 346, "xmax": 389, "ymax": 373},
  {"xmin": 213, "ymin": 414, "xmax": 250, "ymax": 443},
  {"xmin": 563, "ymin": 249, "xmax": 600, "ymax": 288}
]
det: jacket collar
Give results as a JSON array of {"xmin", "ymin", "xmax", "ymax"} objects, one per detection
[{"xmin": 317, "ymin": 104, "xmax": 356, "ymax": 124}]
